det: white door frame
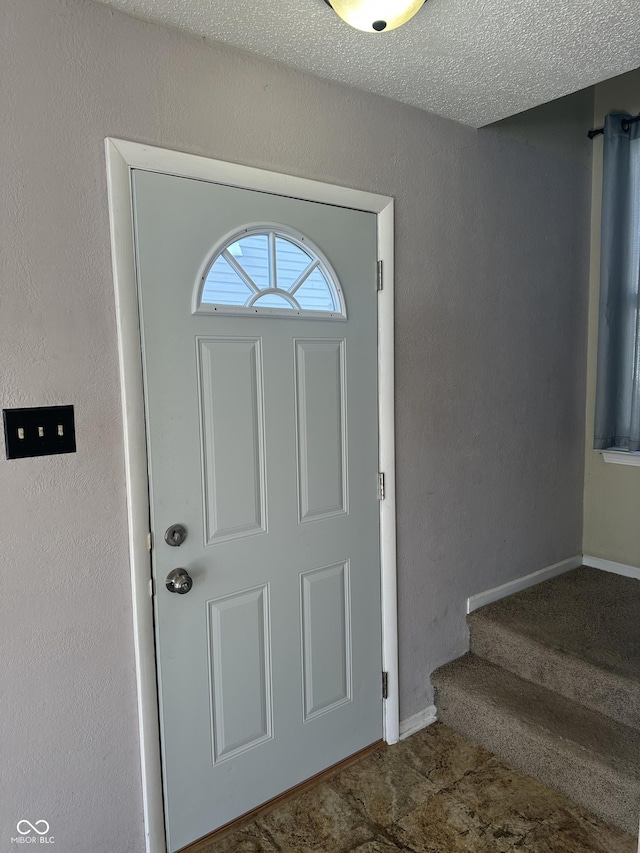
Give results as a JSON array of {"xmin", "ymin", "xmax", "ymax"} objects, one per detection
[{"xmin": 104, "ymin": 138, "xmax": 398, "ymax": 853}]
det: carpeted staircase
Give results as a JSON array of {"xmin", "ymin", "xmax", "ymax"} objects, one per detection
[{"xmin": 432, "ymin": 567, "xmax": 640, "ymax": 834}]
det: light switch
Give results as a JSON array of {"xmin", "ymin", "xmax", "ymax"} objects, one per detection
[{"xmin": 3, "ymin": 406, "xmax": 76, "ymax": 459}]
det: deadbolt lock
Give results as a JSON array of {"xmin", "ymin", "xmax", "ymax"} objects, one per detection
[{"xmin": 164, "ymin": 523, "xmax": 187, "ymax": 547}]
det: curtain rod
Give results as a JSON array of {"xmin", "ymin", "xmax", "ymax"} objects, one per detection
[{"xmin": 588, "ymin": 114, "xmax": 640, "ymax": 140}]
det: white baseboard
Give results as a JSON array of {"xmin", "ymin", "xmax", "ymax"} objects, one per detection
[
  {"xmin": 467, "ymin": 555, "xmax": 583, "ymax": 614},
  {"xmin": 399, "ymin": 705, "xmax": 437, "ymax": 740},
  {"xmin": 582, "ymin": 555, "xmax": 640, "ymax": 581}
]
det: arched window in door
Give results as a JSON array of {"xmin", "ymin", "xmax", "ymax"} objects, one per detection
[{"xmin": 193, "ymin": 227, "xmax": 346, "ymax": 319}]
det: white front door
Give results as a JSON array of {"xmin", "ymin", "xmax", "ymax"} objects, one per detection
[{"xmin": 132, "ymin": 169, "xmax": 383, "ymax": 852}]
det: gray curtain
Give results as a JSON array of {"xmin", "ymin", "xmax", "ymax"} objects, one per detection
[{"xmin": 594, "ymin": 113, "xmax": 640, "ymax": 451}]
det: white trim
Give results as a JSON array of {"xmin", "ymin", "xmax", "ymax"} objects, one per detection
[
  {"xmin": 583, "ymin": 555, "xmax": 640, "ymax": 581},
  {"xmin": 399, "ymin": 705, "xmax": 437, "ymax": 740},
  {"xmin": 104, "ymin": 138, "xmax": 398, "ymax": 853},
  {"xmin": 105, "ymin": 141, "xmax": 166, "ymax": 853},
  {"xmin": 377, "ymin": 201, "xmax": 399, "ymax": 746},
  {"xmin": 601, "ymin": 449, "xmax": 640, "ymax": 467},
  {"xmin": 466, "ymin": 555, "xmax": 583, "ymax": 614},
  {"xmin": 106, "ymin": 139, "xmax": 393, "ymax": 211}
]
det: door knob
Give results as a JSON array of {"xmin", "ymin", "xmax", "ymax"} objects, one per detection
[{"xmin": 165, "ymin": 568, "xmax": 193, "ymax": 594}]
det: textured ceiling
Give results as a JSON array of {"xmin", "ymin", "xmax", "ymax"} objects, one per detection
[{"xmin": 95, "ymin": 0, "xmax": 640, "ymax": 127}]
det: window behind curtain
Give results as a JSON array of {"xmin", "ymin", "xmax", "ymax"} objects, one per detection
[{"xmin": 593, "ymin": 113, "xmax": 640, "ymax": 452}]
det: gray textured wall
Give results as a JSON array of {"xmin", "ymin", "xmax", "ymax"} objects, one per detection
[{"xmin": 1, "ymin": 0, "xmax": 591, "ymax": 849}]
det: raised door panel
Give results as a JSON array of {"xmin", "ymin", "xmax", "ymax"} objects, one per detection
[
  {"xmin": 300, "ymin": 561, "xmax": 352, "ymax": 721},
  {"xmin": 207, "ymin": 585, "xmax": 273, "ymax": 762},
  {"xmin": 294, "ymin": 339, "xmax": 347, "ymax": 523},
  {"xmin": 197, "ymin": 337, "xmax": 267, "ymax": 544}
]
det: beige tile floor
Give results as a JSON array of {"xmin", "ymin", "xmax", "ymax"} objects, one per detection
[{"xmin": 201, "ymin": 723, "xmax": 637, "ymax": 853}]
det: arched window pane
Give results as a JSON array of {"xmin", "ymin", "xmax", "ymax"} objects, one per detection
[
  {"xmin": 203, "ymin": 255, "xmax": 254, "ymax": 305},
  {"xmin": 295, "ymin": 267, "xmax": 337, "ymax": 312},
  {"xmin": 275, "ymin": 237, "xmax": 313, "ymax": 291},
  {"xmin": 253, "ymin": 293, "xmax": 293, "ymax": 308},
  {"xmin": 197, "ymin": 228, "xmax": 345, "ymax": 318},
  {"xmin": 229, "ymin": 234, "xmax": 270, "ymax": 290}
]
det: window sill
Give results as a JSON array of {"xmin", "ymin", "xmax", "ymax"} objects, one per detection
[{"xmin": 601, "ymin": 449, "xmax": 640, "ymax": 467}]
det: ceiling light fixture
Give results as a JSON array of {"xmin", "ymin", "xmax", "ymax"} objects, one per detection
[{"xmin": 325, "ymin": 0, "xmax": 425, "ymax": 32}]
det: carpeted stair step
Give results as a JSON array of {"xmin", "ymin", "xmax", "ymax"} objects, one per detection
[
  {"xmin": 468, "ymin": 568, "xmax": 640, "ymax": 730},
  {"xmin": 432, "ymin": 653, "xmax": 640, "ymax": 834}
]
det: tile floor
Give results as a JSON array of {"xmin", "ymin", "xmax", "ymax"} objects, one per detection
[{"xmin": 202, "ymin": 723, "xmax": 637, "ymax": 853}]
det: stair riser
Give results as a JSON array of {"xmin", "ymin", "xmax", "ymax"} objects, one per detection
[
  {"xmin": 469, "ymin": 617, "xmax": 640, "ymax": 731},
  {"xmin": 435, "ymin": 680, "xmax": 639, "ymax": 835}
]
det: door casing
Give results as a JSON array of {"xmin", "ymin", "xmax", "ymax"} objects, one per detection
[{"xmin": 105, "ymin": 137, "xmax": 398, "ymax": 853}]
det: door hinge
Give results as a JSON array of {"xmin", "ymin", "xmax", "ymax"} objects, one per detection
[
  {"xmin": 377, "ymin": 260, "xmax": 383, "ymax": 292},
  {"xmin": 382, "ymin": 671, "xmax": 389, "ymax": 699},
  {"xmin": 147, "ymin": 531, "xmax": 153, "ymax": 552},
  {"xmin": 377, "ymin": 472, "xmax": 385, "ymax": 501},
  {"xmin": 149, "ymin": 577, "xmax": 155, "ymax": 598}
]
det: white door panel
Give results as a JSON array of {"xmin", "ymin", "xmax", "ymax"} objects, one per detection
[{"xmin": 132, "ymin": 169, "xmax": 382, "ymax": 851}]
